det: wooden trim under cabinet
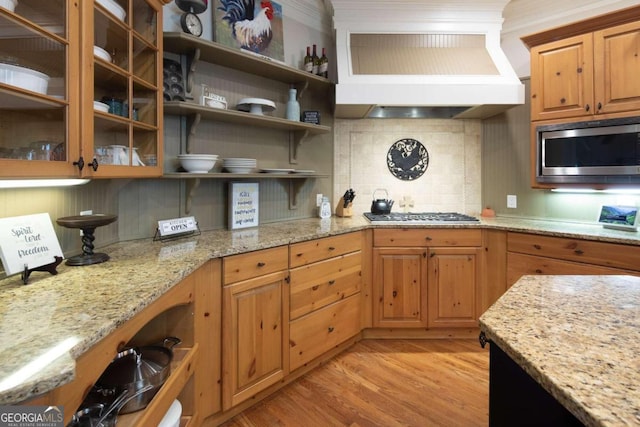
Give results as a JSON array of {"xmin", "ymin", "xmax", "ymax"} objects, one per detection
[
  {"xmin": 373, "ymin": 228, "xmax": 482, "ymax": 247},
  {"xmin": 223, "ymin": 245, "xmax": 289, "ymax": 285}
]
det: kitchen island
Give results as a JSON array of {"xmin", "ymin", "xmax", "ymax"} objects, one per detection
[
  {"xmin": 2, "ymin": 214, "xmax": 640, "ymax": 420},
  {"xmin": 479, "ymin": 275, "xmax": 640, "ymax": 426}
]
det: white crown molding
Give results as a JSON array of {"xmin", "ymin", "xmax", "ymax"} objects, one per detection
[{"xmin": 501, "ymin": 0, "xmax": 638, "ymax": 37}]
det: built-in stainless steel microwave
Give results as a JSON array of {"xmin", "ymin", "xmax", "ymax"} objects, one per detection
[{"xmin": 536, "ymin": 116, "xmax": 640, "ymax": 184}]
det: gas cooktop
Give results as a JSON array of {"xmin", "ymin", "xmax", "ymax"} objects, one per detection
[{"xmin": 364, "ymin": 212, "xmax": 480, "ymax": 224}]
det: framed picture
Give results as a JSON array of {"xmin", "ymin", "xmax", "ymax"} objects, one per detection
[
  {"xmin": 214, "ymin": 0, "xmax": 285, "ymax": 62},
  {"xmin": 597, "ymin": 205, "xmax": 638, "ymax": 231},
  {"xmin": 228, "ymin": 182, "xmax": 259, "ymax": 229}
]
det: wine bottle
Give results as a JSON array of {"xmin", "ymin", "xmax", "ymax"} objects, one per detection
[
  {"xmin": 303, "ymin": 46, "xmax": 313, "ymax": 73},
  {"xmin": 311, "ymin": 44, "xmax": 319, "ymax": 75},
  {"xmin": 318, "ymin": 47, "xmax": 328, "ymax": 78}
]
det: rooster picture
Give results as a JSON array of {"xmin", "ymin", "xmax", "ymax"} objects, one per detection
[{"xmin": 217, "ymin": 0, "xmax": 281, "ymax": 56}]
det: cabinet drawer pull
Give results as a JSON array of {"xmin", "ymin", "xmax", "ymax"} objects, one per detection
[
  {"xmin": 257, "ymin": 262, "xmax": 266, "ymax": 267},
  {"xmin": 535, "ymin": 269, "xmax": 543, "ymax": 273},
  {"xmin": 533, "ymin": 244, "xmax": 541, "ymax": 250},
  {"xmin": 328, "ymin": 326, "xmax": 334, "ymax": 333},
  {"xmin": 425, "ymin": 236, "xmax": 432, "ymax": 241},
  {"xmin": 328, "ymin": 280, "xmax": 336, "ymax": 285},
  {"xmin": 328, "ymin": 246, "xmax": 336, "ymax": 251},
  {"xmin": 574, "ymin": 249, "xmax": 584, "ymax": 255}
]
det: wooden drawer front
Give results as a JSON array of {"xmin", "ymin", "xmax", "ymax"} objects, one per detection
[
  {"xmin": 289, "ymin": 294, "xmax": 361, "ymax": 371},
  {"xmin": 289, "ymin": 252, "xmax": 362, "ymax": 320},
  {"xmin": 289, "ymin": 232, "xmax": 362, "ymax": 268},
  {"xmin": 373, "ymin": 228, "xmax": 482, "ymax": 247},
  {"xmin": 507, "ymin": 252, "xmax": 639, "ymax": 287},
  {"xmin": 507, "ymin": 232, "xmax": 640, "ymax": 272},
  {"xmin": 223, "ymin": 246, "xmax": 289, "ymax": 285}
]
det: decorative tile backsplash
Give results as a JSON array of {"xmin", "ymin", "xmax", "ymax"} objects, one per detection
[{"xmin": 333, "ymin": 118, "xmax": 483, "ymax": 215}]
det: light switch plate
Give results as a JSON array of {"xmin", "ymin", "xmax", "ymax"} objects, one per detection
[{"xmin": 507, "ymin": 195, "xmax": 517, "ymax": 209}]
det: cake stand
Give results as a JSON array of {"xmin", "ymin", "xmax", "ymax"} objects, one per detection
[
  {"xmin": 56, "ymin": 214, "xmax": 118, "ymax": 266},
  {"xmin": 237, "ymin": 98, "xmax": 276, "ymax": 115}
]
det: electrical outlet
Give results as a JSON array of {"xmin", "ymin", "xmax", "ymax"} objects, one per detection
[
  {"xmin": 507, "ymin": 195, "xmax": 517, "ymax": 209},
  {"xmin": 316, "ymin": 194, "xmax": 323, "ymax": 207}
]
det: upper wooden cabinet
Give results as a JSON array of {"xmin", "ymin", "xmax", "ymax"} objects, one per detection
[
  {"xmin": 0, "ymin": 0, "xmax": 165, "ymax": 179},
  {"xmin": 524, "ymin": 6, "xmax": 640, "ymax": 122},
  {"xmin": 0, "ymin": 1, "xmax": 81, "ymax": 177},
  {"xmin": 81, "ymin": 0, "xmax": 165, "ymax": 178}
]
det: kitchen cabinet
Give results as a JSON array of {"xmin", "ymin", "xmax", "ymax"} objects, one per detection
[
  {"xmin": 288, "ymin": 232, "xmax": 363, "ymax": 370},
  {"xmin": 221, "ymin": 246, "xmax": 289, "ymax": 410},
  {"xmin": 372, "ymin": 247, "xmax": 428, "ymax": 328},
  {"xmin": 506, "ymin": 232, "xmax": 640, "ymax": 286},
  {"xmin": 28, "ymin": 259, "xmax": 217, "ymax": 427},
  {"xmin": 427, "ymin": 247, "xmax": 481, "ymax": 329},
  {"xmin": 0, "ymin": 0, "xmax": 166, "ymax": 179},
  {"xmin": 162, "ymin": 32, "xmax": 332, "ymax": 167},
  {"xmin": 81, "ymin": 0, "xmax": 165, "ymax": 177},
  {"xmin": 372, "ymin": 228, "xmax": 482, "ymax": 330},
  {"xmin": 0, "ymin": 1, "xmax": 81, "ymax": 177},
  {"xmin": 525, "ymin": 7, "xmax": 640, "ymax": 122}
]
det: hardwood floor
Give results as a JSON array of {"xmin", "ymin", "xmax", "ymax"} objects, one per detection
[{"xmin": 220, "ymin": 339, "xmax": 489, "ymax": 427}]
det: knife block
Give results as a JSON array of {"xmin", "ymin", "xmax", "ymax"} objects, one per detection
[{"xmin": 336, "ymin": 198, "xmax": 353, "ymax": 217}]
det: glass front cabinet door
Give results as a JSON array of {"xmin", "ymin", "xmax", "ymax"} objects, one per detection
[
  {"xmin": 83, "ymin": 0, "xmax": 164, "ymax": 177},
  {"xmin": 0, "ymin": 1, "xmax": 81, "ymax": 177},
  {"xmin": 0, "ymin": 0, "xmax": 165, "ymax": 179}
]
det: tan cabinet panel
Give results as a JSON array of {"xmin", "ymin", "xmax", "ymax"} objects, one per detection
[
  {"xmin": 507, "ymin": 252, "xmax": 639, "ymax": 287},
  {"xmin": 289, "ymin": 232, "xmax": 362, "ymax": 268},
  {"xmin": 372, "ymin": 247, "xmax": 428, "ymax": 328},
  {"xmin": 428, "ymin": 247, "xmax": 480, "ymax": 328},
  {"xmin": 289, "ymin": 252, "xmax": 362, "ymax": 320},
  {"xmin": 373, "ymin": 228, "xmax": 482, "ymax": 247},
  {"xmin": 222, "ymin": 270, "xmax": 289, "ymax": 410},
  {"xmin": 223, "ymin": 245, "xmax": 289, "ymax": 285},
  {"xmin": 507, "ymin": 232, "xmax": 640, "ymax": 272},
  {"xmin": 289, "ymin": 294, "xmax": 361, "ymax": 371}
]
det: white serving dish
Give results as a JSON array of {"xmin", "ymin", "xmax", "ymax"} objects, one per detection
[
  {"xmin": 261, "ymin": 168, "xmax": 294, "ymax": 174},
  {"xmin": 94, "ymin": 101, "xmax": 109, "ymax": 113},
  {"xmin": 178, "ymin": 154, "xmax": 218, "ymax": 173},
  {"xmin": 237, "ymin": 98, "xmax": 276, "ymax": 115},
  {"xmin": 0, "ymin": 63, "xmax": 49, "ymax": 94},
  {"xmin": 158, "ymin": 400, "xmax": 182, "ymax": 427},
  {"xmin": 0, "ymin": 0, "xmax": 17, "ymax": 12},
  {"xmin": 93, "ymin": 46, "xmax": 112, "ymax": 62},
  {"xmin": 96, "ymin": 0, "xmax": 126, "ymax": 21},
  {"xmin": 225, "ymin": 166, "xmax": 254, "ymax": 174}
]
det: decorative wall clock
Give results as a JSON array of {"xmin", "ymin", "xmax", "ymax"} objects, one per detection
[{"xmin": 386, "ymin": 138, "xmax": 429, "ymax": 180}]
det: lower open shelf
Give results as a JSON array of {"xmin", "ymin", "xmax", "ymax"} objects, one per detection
[{"xmin": 115, "ymin": 344, "xmax": 199, "ymax": 427}]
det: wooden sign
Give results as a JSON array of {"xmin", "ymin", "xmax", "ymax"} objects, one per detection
[
  {"xmin": 0, "ymin": 213, "xmax": 64, "ymax": 276},
  {"xmin": 229, "ymin": 182, "xmax": 259, "ymax": 229}
]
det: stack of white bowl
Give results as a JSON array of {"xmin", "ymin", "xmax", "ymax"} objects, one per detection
[
  {"xmin": 223, "ymin": 158, "xmax": 257, "ymax": 174},
  {"xmin": 178, "ymin": 153, "xmax": 218, "ymax": 173}
]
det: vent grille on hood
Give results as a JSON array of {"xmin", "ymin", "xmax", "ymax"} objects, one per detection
[
  {"xmin": 329, "ymin": 0, "xmax": 525, "ymax": 119},
  {"xmin": 350, "ymin": 34, "xmax": 498, "ymax": 75}
]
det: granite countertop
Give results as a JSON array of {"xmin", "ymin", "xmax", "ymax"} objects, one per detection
[
  {"xmin": 479, "ymin": 275, "xmax": 640, "ymax": 426},
  {"xmin": 2, "ymin": 214, "xmax": 640, "ymax": 406}
]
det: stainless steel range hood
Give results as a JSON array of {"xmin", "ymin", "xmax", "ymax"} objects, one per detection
[{"xmin": 329, "ymin": 0, "xmax": 525, "ymax": 119}]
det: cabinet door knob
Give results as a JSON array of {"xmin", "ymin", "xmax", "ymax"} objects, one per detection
[
  {"xmin": 392, "ymin": 290, "xmax": 398, "ymax": 297},
  {"xmin": 328, "ymin": 326, "xmax": 334, "ymax": 333},
  {"xmin": 425, "ymin": 236, "xmax": 432, "ymax": 241},
  {"xmin": 257, "ymin": 262, "xmax": 266, "ymax": 267},
  {"xmin": 574, "ymin": 249, "xmax": 584, "ymax": 255},
  {"xmin": 89, "ymin": 158, "xmax": 99, "ymax": 171},
  {"xmin": 597, "ymin": 102, "xmax": 602, "ymax": 111},
  {"xmin": 73, "ymin": 156, "xmax": 85, "ymax": 171},
  {"xmin": 585, "ymin": 103, "xmax": 590, "ymax": 111},
  {"xmin": 328, "ymin": 246, "xmax": 335, "ymax": 251},
  {"xmin": 328, "ymin": 280, "xmax": 336, "ymax": 285}
]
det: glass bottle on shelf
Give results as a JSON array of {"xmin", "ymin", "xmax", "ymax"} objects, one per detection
[
  {"xmin": 318, "ymin": 47, "xmax": 328, "ymax": 78},
  {"xmin": 311, "ymin": 44, "xmax": 319, "ymax": 75},
  {"xmin": 286, "ymin": 88, "xmax": 300, "ymax": 121},
  {"xmin": 303, "ymin": 46, "xmax": 313, "ymax": 73}
]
